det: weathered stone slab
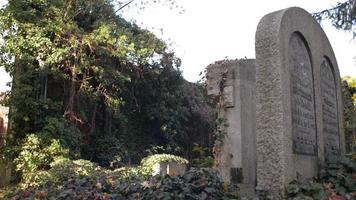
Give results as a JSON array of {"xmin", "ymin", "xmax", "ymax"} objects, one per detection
[
  {"xmin": 320, "ymin": 58, "xmax": 340, "ymax": 157},
  {"xmin": 206, "ymin": 59, "xmax": 256, "ymax": 196},
  {"xmin": 255, "ymin": 7, "xmax": 344, "ymax": 196},
  {"xmin": 289, "ymin": 33, "xmax": 317, "ymax": 155},
  {"xmin": 206, "ymin": 60, "xmax": 236, "ymax": 108},
  {"xmin": 152, "ymin": 161, "xmax": 186, "ymax": 177},
  {"xmin": 166, "ymin": 162, "xmax": 186, "ymax": 176},
  {"xmin": 0, "ymin": 105, "xmax": 8, "ymax": 146},
  {"xmin": 0, "ymin": 162, "xmax": 11, "ymax": 187}
]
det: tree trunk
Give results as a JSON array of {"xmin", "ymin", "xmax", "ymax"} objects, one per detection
[
  {"xmin": 66, "ymin": 68, "xmax": 77, "ymax": 115},
  {"xmin": 39, "ymin": 70, "xmax": 48, "ymax": 99},
  {"xmin": 90, "ymin": 103, "xmax": 97, "ymax": 134},
  {"xmin": 104, "ymin": 108, "xmax": 112, "ymax": 135}
]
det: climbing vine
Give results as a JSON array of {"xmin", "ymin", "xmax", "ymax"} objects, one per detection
[{"xmin": 0, "ymin": 0, "xmax": 215, "ymax": 176}]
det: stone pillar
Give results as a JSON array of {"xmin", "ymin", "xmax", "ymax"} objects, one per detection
[
  {"xmin": 206, "ymin": 59, "xmax": 256, "ymax": 197},
  {"xmin": 0, "ymin": 106, "xmax": 10, "ymax": 187},
  {"xmin": 0, "ymin": 106, "xmax": 9, "ymax": 146}
]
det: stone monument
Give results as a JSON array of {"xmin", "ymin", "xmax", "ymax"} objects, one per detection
[
  {"xmin": 206, "ymin": 6, "xmax": 345, "ymax": 198},
  {"xmin": 255, "ymin": 7, "xmax": 344, "ymax": 195},
  {"xmin": 206, "ymin": 59, "xmax": 256, "ymax": 196}
]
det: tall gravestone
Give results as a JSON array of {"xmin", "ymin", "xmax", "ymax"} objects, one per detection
[{"xmin": 255, "ymin": 7, "xmax": 344, "ymax": 195}]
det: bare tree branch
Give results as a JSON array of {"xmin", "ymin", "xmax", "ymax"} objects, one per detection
[{"xmin": 115, "ymin": 0, "xmax": 135, "ymax": 12}]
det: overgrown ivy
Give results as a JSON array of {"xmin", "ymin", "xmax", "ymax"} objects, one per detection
[
  {"xmin": 0, "ymin": 0, "xmax": 216, "ymax": 182},
  {"xmin": 342, "ymin": 76, "xmax": 356, "ymax": 153}
]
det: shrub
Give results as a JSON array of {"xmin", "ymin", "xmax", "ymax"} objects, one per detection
[
  {"xmin": 286, "ymin": 155, "xmax": 356, "ymax": 200},
  {"xmin": 134, "ymin": 168, "xmax": 238, "ymax": 199},
  {"xmin": 91, "ymin": 135, "xmax": 125, "ymax": 168},
  {"xmin": 14, "ymin": 134, "xmax": 69, "ymax": 187},
  {"xmin": 320, "ymin": 155, "xmax": 356, "ymax": 197},
  {"xmin": 39, "ymin": 117, "xmax": 82, "ymax": 158},
  {"xmin": 5, "ymin": 167, "xmax": 238, "ymax": 200},
  {"xmin": 191, "ymin": 143, "xmax": 214, "ymax": 168},
  {"xmin": 47, "ymin": 158, "xmax": 103, "ymax": 184}
]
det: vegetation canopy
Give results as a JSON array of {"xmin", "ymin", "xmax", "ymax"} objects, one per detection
[{"xmin": 0, "ymin": 0, "xmax": 216, "ymax": 178}]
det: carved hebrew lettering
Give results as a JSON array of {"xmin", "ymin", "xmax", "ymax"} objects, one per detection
[
  {"xmin": 321, "ymin": 58, "xmax": 340, "ymax": 156},
  {"xmin": 289, "ymin": 33, "xmax": 317, "ymax": 155}
]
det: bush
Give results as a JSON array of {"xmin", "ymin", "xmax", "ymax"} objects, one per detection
[
  {"xmin": 14, "ymin": 134, "xmax": 69, "ymax": 187},
  {"xmin": 91, "ymin": 135, "xmax": 125, "ymax": 168},
  {"xmin": 132, "ymin": 168, "xmax": 238, "ymax": 200},
  {"xmin": 320, "ymin": 155, "xmax": 356, "ymax": 196},
  {"xmin": 47, "ymin": 158, "xmax": 103, "ymax": 184},
  {"xmin": 5, "ymin": 152, "xmax": 241, "ymax": 199},
  {"xmin": 5, "ymin": 167, "xmax": 238, "ymax": 200},
  {"xmin": 191, "ymin": 143, "xmax": 214, "ymax": 168},
  {"xmin": 39, "ymin": 117, "xmax": 82, "ymax": 158},
  {"xmin": 286, "ymin": 155, "xmax": 356, "ymax": 200}
]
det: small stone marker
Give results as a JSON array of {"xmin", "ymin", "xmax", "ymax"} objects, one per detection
[
  {"xmin": 152, "ymin": 161, "xmax": 186, "ymax": 177},
  {"xmin": 255, "ymin": 7, "xmax": 344, "ymax": 195}
]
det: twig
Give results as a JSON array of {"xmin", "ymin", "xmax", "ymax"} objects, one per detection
[{"xmin": 115, "ymin": 0, "xmax": 135, "ymax": 12}]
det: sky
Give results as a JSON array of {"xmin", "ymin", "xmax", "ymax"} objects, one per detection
[{"xmin": 0, "ymin": 0, "xmax": 355, "ymax": 92}]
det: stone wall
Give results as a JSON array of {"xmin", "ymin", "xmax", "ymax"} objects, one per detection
[
  {"xmin": 206, "ymin": 59, "xmax": 256, "ymax": 197},
  {"xmin": 0, "ymin": 105, "xmax": 9, "ymax": 146},
  {"xmin": 0, "ymin": 104, "xmax": 10, "ymax": 187}
]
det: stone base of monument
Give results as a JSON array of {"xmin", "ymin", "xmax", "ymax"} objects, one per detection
[
  {"xmin": 0, "ymin": 134, "xmax": 5, "ymax": 146},
  {"xmin": 239, "ymin": 184, "xmax": 259, "ymax": 199},
  {"xmin": 0, "ymin": 162, "xmax": 11, "ymax": 187},
  {"xmin": 152, "ymin": 162, "xmax": 186, "ymax": 177}
]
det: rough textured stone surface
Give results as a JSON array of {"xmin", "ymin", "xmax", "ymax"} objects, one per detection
[
  {"xmin": 206, "ymin": 59, "xmax": 256, "ymax": 196},
  {"xmin": 255, "ymin": 7, "xmax": 344, "ymax": 196},
  {"xmin": 321, "ymin": 58, "xmax": 341, "ymax": 158},
  {"xmin": 0, "ymin": 162, "xmax": 11, "ymax": 187},
  {"xmin": 152, "ymin": 162, "xmax": 186, "ymax": 177},
  {"xmin": 166, "ymin": 162, "xmax": 186, "ymax": 176},
  {"xmin": 0, "ymin": 105, "xmax": 9, "ymax": 145},
  {"xmin": 0, "ymin": 105, "xmax": 9, "ymax": 187}
]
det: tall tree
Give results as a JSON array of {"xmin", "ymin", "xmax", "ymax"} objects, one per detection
[{"xmin": 0, "ymin": 0, "xmax": 215, "ymax": 167}]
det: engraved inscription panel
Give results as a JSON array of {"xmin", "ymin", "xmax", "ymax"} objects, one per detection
[
  {"xmin": 321, "ymin": 58, "xmax": 340, "ymax": 156},
  {"xmin": 289, "ymin": 33, "xmax": 317, "ymax": 155}
]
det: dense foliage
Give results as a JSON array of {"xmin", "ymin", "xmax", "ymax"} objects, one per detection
[
  {"xmin": 286, "ymin": 155, "xmax": 356, "ymax": 200},
  {"xmin": 0, "ymin": 0, "xmax": 215, "ymax": 177},
  {"xmin": 313, "ymin": 0, "xmax": 356, "ymax": 38},
  {"xmin": 3, "ymin": 153, "xmax": 355, "ymax": 199},
  {"xmin": 14, "ymin": 134, "xmax": 69, "ymax": 187},
  {"xmin": 342, "ymin": 77, "xmax": 356, "ymax": 152},
  {"xmin": 2, "ymin": 155, "xmax": 238, "ymax": 200}
]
